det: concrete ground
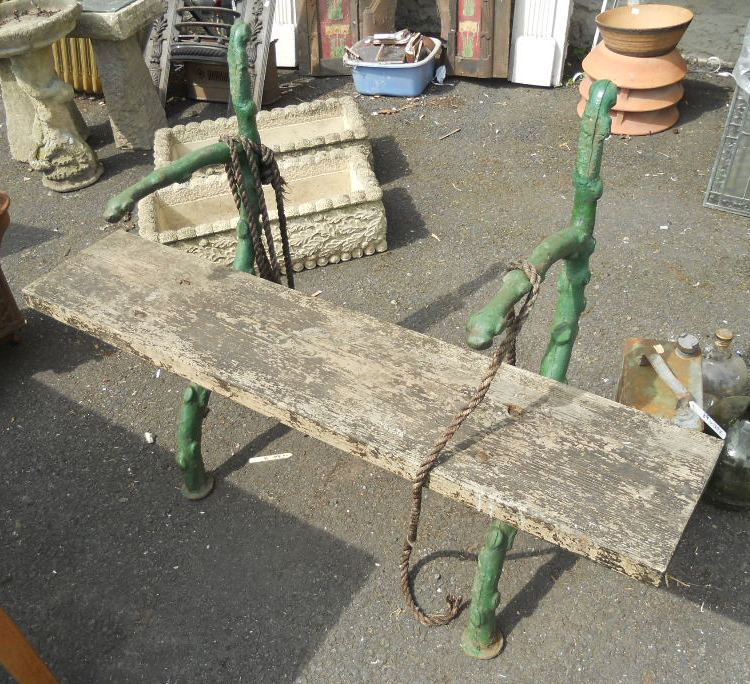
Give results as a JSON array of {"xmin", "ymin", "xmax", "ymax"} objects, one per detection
[
  {"xmin": 569, "ymin": 0, "xmax": 750, "ymax": 65},
  {"xmin": 2, "ymin": 70, "xmax": 750, "ymax": 683},
  {"xmin": 660, "ymin": 0, "xmax": 748, "ymax": 63}
]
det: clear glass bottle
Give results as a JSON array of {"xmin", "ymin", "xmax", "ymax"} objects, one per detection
[{"xmin": 702, "ymin": 328, "xmax": 749, "ymax": 425}]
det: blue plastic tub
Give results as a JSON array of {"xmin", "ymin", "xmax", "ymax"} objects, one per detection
[{"xmin": 344, "ymin": 41, "xmax": 441, "ymax": 97}]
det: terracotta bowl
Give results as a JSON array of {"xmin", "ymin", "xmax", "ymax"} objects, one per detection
[
  {"xmin": 577, "ymin": 97, "xmax": 679, "ymax": 135},
  {"xmin": 579, "ymin": 75, "xmax": 683, "ymax": 112},
  {"xmin": 596, "ymin": 4, "xmax": 694, "ymax": 57},
  {"xmin": 582, "ymin": 42, "xmax": 687, "ymax": 89}
]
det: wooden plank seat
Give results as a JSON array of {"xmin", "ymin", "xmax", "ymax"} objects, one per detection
[{"xmin": 24, "ymin": 230, "xmax": 722, "ymax": 587}]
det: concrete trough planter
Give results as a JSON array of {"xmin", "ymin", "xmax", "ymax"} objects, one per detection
[
  {"xmin": 139, "ymin": 147, "xmax": 387, "ymax": 271},
  {"xmin": 153, "ymin": 97, "xmax": 371, "ymax": 175}
]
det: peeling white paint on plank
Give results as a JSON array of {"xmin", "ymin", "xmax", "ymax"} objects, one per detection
[{"xmin": 23, "ymin": 231, "xmax": 723, "ymax": 586}]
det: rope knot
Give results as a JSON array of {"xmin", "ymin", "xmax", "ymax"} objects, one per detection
[{"xmin": 222, "ymin": 135, "xmax": 294, "ymax": 288}]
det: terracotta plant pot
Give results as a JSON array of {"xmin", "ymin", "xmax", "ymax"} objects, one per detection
[
  {"xmin": 0, "ymin": 192, "xmax": 26, "ymax": 342},
  {"xmin": 595, "ymin": 4, "xmax": 694, "ymax": 57},
  {"xmin": 577, "ymin": 98, "xmax": 679, "ymax": 135},
  {"xmin": 0, "ymin": 192, "xmax": 8, "ymax": 234},
  {"xmin": 579, "ymin": 75, "xmax": 683, "ymax": 112},
  {"xmin": 582, "ymin": 42, "xmax": 687, "ymax": 89}
]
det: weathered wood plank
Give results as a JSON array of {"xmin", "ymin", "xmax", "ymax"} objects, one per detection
[{"xmin": 23, "ymin": 231, "xmax": 723, "ymax": 585}]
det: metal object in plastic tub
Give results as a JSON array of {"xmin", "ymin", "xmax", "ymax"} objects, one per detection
[{"xmin": 344, "ymin": 40, "xmax": 441, "ymax": 97}]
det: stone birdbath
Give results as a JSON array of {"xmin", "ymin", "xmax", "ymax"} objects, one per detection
[{"xmin": 0, "ymin": 0, "xmax": 103, "ymax": 191}]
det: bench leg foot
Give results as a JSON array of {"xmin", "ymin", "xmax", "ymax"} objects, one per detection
[
  {"xmin": 176, "ymin": 383, "xmax": 214, "ymax": 500},
  {"xmin": 461, "ymin": 520, "xmax": 517, "ymax": 660}
]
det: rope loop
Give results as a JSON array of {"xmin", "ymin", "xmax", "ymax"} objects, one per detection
[{"xmin": 399, "ymin": 259, "xmax": 542, "ymax": 627}]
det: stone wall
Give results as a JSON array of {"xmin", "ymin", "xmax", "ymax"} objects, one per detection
[
  {"xmin": 395, "ymin": 0, "xmax": 748, "ymax": 62},
  {"xmin": 569, "ymin": 0, "xmax": 600, "ymax": 50},
  {"xmin": 395, "ymin": 0, "xmax": 441, "ymax": 35},
  {"xmin": 394, "ymin": 0, "xmax": 600, "ymax": 48}
]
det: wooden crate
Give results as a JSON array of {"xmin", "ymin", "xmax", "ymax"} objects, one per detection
[{"xmin": 184, "ymin": 42, "xmax": 281, "ymax": 105}]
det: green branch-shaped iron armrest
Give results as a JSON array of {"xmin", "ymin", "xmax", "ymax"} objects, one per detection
[
  {"xmin": 103, "ymin": 23, "xmax": 262, "ymax": 275},
  {"xmin": 465, "ymin": 80, "xmax": 617, "ymax": 382},
  {"xmin": 103, "ymin": 22, "xmax": 260, "ymax": 217},
  {"xmin": 104, "ymin": 143, "xmax": 231, "ymax": 222}
]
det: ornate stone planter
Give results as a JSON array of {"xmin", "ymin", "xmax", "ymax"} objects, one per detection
[
  {"xmin": 139, "ymin": 147, "xmax": 386, "ymax": 271},
  {"xmin": 153, "ymin": 97, "xmax": 371, "ymax": 175},
  {"xmin": 0, "ymin": 192, "xmax": 26, "ymax": 342}
]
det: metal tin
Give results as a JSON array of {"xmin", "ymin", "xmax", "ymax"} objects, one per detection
[{"xmin": 616, "ymin": 337, "xmax": 704, "ymax": 430}]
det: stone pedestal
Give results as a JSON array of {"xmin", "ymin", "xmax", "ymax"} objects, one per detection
[
  {"xmin": 73, "ymin": 0, "xmax": 167, "ymax": 150},
  {"xmin": 11, "ymin": 48, "xmax": 103, "ymax": 190},
  {"xmin": 0, "ymin": 61, "xmax": 37, "ymax": 162},
  {"xmin": 0, "ymin": 61, "xmax": 89, "ymax": 162},
  {"xmin": 0, "ymin": 0, "xmax": 102, "ymax": 190}
]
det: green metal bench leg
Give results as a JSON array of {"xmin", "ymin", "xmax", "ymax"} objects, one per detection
[
  {"xmin": 460, "ymin": 81, "xmax": 617, "ymax": 659},
  {"xmin": 461, "ymin": 520, "xmax": 517, "ymax": 659},
  {"xmin": 176, "ymin": 383, "xmax": 214, "ymax": 500},
  {"xmin": 102, "ymin": 26, "xmax": 269, "ymax": 503}
]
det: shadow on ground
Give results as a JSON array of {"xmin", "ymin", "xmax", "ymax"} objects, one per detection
[
  {"xmin": 371, "ymin": 136, "xmax": 411, "ymax": 185},
  {"xmin": 1, "ymin": 323, "xmax": 373, "ymax": 682},
  {"xmin": 398, "ymin": 258, "xmax": 506, "ymax": 334},
  {"xmin": 679, "ymin": 78, "xmax": 734, "ymax": 126},
  {"xmin": 381, "ymin": 186, "xmax": 430, "ymax": 250},
  {"xmin": 0, "ymin": 223, "xmax": 60, "ymax": 258},
  {"xmin": 0, "ymin": 310, "xmax": 107, "ymax": 379},
  {"xmin": 666, "ymin": 501, "xmax": 750, "ymax": 627},
  {"xmin": 214, "ymin": 423, "xmax": 292, "ymax": 482}
]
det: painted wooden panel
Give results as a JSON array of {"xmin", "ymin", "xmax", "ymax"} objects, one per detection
[
  {"xmin": 457, "ymin": 0, "xmax": 482, "ymax": 59},
  {"xmin": 299, "ymin": 0, "xmax": 394, "ymax": 76},
  {"xmin": 450, "ymin": 0, "xmax": 512, "ymax": 79},
  {"xmin": 318, "ymin": 0, "xmax": 352, "ymax": 60}
]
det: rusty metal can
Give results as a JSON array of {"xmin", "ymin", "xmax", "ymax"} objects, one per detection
[{"xmin": 616, "ymin": 335, "xmax": 704, "ymax": 431}]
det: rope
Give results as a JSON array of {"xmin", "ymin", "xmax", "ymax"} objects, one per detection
[
  {"xmin": 399, "ymin": 260, "xmax": 542, "ymax": 626},
  {"xmin": 222, "ymin": 136, "xmax": 295, "ymax": 289}
]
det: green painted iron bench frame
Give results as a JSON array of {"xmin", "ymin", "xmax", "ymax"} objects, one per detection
[
  {"xmin": 22, "ymin": 23, "xmax": 723, "ymax": 660},
  {"xmin": 24, "ymin": 230, "xmax": 721, "ymax": 657}
]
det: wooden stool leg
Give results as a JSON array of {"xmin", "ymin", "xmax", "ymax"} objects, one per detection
[
  {"xmin": 0, "ymin": 608, "xmax": 57, "ymax": 684},
  {"xmin": 176, "ymin": 383, "xmax": 215, "ymax": 500},
  {"xmin": 461, "ymin": 521, "xmax": 517, "ymax": 659}
]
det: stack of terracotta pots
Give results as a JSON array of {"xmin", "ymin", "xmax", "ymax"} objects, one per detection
[{"xmin": 578, "ymin": 4, "xmax": 694, "ymax": 136}]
